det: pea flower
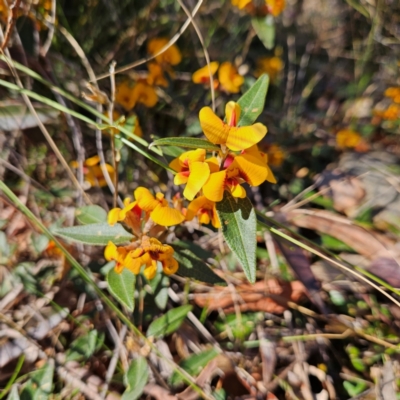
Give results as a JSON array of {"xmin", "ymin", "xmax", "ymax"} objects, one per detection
[
  {"xmin": 186, "ymin": 196, "xmax": 221, "ymax": 228},
  {"xmin": 169, "ymin": 149, "xmax": 219, "ymax": 201},
  {"xmin": 192, "ymin": 62, "xmax": 219, "ymax": 87},
  {"xmin": 384, "ymin": 87, "xmax": 400, "ymax": 103},
  {"xmin": 202, "ymin": 146, "xmax": 276, "ymax": 202},
  {"xmin": 255, "ymin": 56, "xmax": 284, "ymax": 82},
  {"xmin": 199, "ymin": 101, "xmax": 267, "ymax": 151},
  {"xmin": 115, "ymin": 81, "xmax": 136, "ymax": 111},
  {"xmin": 218, "ymin": 62, "xmax": 244, "ymax": 93},
  {"xmin": 147, "ymin": 38, "xmax": 182, "ymax": 66},
  {"xmin": 336, "ymin": 129, "xmax": 362, "ymax": 148},
  {"xmin": 147, "ymin": 62, "xmax": 168, "ymax": 87},
  {"xmin": 71, "ymin": 155, "xmax": 115, "ymax": 188},
  {"xmin": 374, "ymin": 104, "xmax": 400, "ymax": 121},
  {"xmin": 115, "ymin": 80, "xmax": 158, "ymax": 111},
  {"xmin": 231, "ymin": 0, "xmax": 252, "ymax": 9},
  {"xmin": 265, "ymin": 0, "xmax": 285, "ymax": 16}
]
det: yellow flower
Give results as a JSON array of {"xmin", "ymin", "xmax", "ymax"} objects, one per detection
[
  {"xmin": 0, "ymin": 0, "xmax": 9, "ymax": 20},
  {"xmin": 147, "ymin": 62, "xmax": 168, "ymax": 87},
  {"xmin": 134, "ymin": 187, "xmax": 185, "ymax": 227},
  {"xmin": 218, "ymin": 62, "xmax": 244, "ymax": 93},
  {"xmin": 147, "ymin": 38, "xmax": 182, "ymax": 66},
  {"xmin": 375, "ymin": 104, "xmax": 400, "ymax": 121},
  {"xmin": 115, "ymin": 81, "xmax": 136, "ymax": 111},
  {"xmin": 192, "ymin": 62, "xmax": 219, "ymax": 86},
  {"xmin": 255, "ymin": 56, "xmax": 284, "ymax": 81},
  {"xmin": 186, "ymin": 196, "xmax": 221, "ymax": 228},
  {"xmin": 199, "ymin": 101, "xmax": 267, "ymax": 151},
  {"xmin": 336, "ymin": 129, "xmax": 362, "ymax": 148},
  {"xmin": 71, "ymin": 155, "xmax": 115, "ymax": 188},
  {"xmin": 266, "ymin": 144, "xmax": 284, "ymax": 167},
  {"xmin": 169, "ymin": 149, "xmax": 219, "ymax": 201},
  {"xmin": 265, "ymin": 0, "xmax": 285, "ymax": 16},
  {"xmin": 124, "ymin": 236, "xmax": 178, "ymax": 279},
  {"xmin": 203, "ymin": 145, "xmax": 276, "ymax": 202},
  {"xmin": 104, "ymin": 241, "xmax": 129, "ymax": 273},
  {"xmin": 231, "ymin": 0, "xmax": 252, "ymax": 9},
  {"xmin": 384, "ymin": 87, "xmax": 400, "ymax": 103}
]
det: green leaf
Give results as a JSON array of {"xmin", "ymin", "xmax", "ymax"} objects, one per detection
[
  {"xmin": 216, "ymin": 192, "xmax": 257, "ymax": 283},
  {"xmin": 6, "ymin": 385, "xmax": 20, "ymax": 400},
  {"xmin": 170, "ymin": 348, "xmax": 219, "ymax": 386},
  {"xmin": 122, "ymin": 356, "xmax": 149, "ymax": 400},
  {"xmin": 107, "ymin": 268, "xmax": 136, "ymax": 311},
  {"xmin": 146, "ymin": 304, "xmax": 192, "ymax": 338},
  {"xmin": 173, "ymin": 248, "xmax": 226, "ymax": 286},
  {"xmin": 236, "ymin": 74, "xmax": 270, "ymax": 127},
  {"xmin": 66, "ymin": 330, "xmax": 99, "ymax": 362},
  {"xmin": 150, "ymin": 137, "xmax": 220, "ymax": 152},
  {"xmin": 31, "ymin": 233, "xmax": 49, "ymax": 254},
  {"xmin": 20, "ymin": 361, "xmax": 54, "ymax": 400},
  {"xmin": 75, "ymin": 205, "xmax": 108, "ymax": 225},
  {"xmin": 251, "ymin": 15, "xmax": 275, "ymax": 50},
  {"xmin": 53, "ymin": 223, "xmax": 134, "ymax": 245}
]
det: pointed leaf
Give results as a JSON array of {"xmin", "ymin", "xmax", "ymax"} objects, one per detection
[
  {"xmin": 173, "ymin": 248, "xmax": 226, "ymax": 286},
  {"xmin": 216, "ymin": 192, "xmax": 257, "ymax": 283},
  {"xmin": 107, "ymin": 268, "xmax": 136, "ymax": 311},
  {"xmin": 146, "ymin": 305, "xmax": 192, "ymax": 338},
  {"xmin": 252, "ymin": 15, "xmax": 275, "ymax": 50},
  {"xmin": 150, "ymin": 137, "xmax": 220, "ymax": 152},
  {"xmin": 53, "ymin": 223, "xmax": 134, "ymax": 245},
  {"xmin": 75, "ymin": 205, "xmax": 107, "ymax": 225},
  {"xmin": 236, "ymin": 74, "xmax": 270, "ymax": 127},
  {"xmin": 122, "ymin": 356, "xmax": 149, "ymax": 400},
  {"xmin": 6, "ymin": 385, "xmax": 20, "ymax": 400},
  {"xmin": 66, "ymin": 330, "xmax": 99, "ymax": 362}
]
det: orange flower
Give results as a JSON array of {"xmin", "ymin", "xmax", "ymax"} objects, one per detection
[
  {"xmin": 115, "ymin": 80, "xmax": 158, "ymax": 110},
  {"xmin": 255, "ymin": 56, "xmax": 284, "ymax": 81},
  {"xmin": 147, "ymin": 38, "xmax": 182, "ymax": 66},
  {"xmin": 265, "ymin": 0, "xmax": 285, "ymax": 16},
  {"xmin": 199, "ymin": 101, "xmax": 267, "ymax": 151},
  {"xmin": 374, "ymin": 104, "xmax": 400, "ymax": 121},
  {"xmin": 202, "ymin": 146, "xmax": 276, "ymax": 202},
  {"xmin": 115, "ymin": 81, "xmax": 136, "ymax": 111},
  {"xmin": 192, "ymin": 62, "xmax": 219, "ymax": 87},
  {"xmin": 231, "ymin": 0, "xmax": 252, "ymax": 9},
  {"xmin": 266, "ymin": 144, "xmax": 284, "ymax": 167},
  {"xmin": 384, "ymin": 87, "xmax": 400, "ymax": 103},
  {"xmin": 218, "ymin": 62, "xmax": 244, "ymax": 93},
  {"xmin": 71, "ymin": 155, "xmax": 115, "ymax": 188},
  {"xmin": 169, "ymin": 149, "xmax": 219, "ymax": 201},
  {"xmin": 147, "ymin": 62, "xmax": 168, "ymax": 87},
  {"xmin": 186, "ymin": 196, "xmax": 221, "ymax": 228},
  {"xmin": 336, "ymin": 129, "xmax": 362, "ymax": 148}
]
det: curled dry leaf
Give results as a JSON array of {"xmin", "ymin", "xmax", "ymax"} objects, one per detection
[{"xmin": 193, "ymin": 279, "xmax": 306, "ymax": 314}]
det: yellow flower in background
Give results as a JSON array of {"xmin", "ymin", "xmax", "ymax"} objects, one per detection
[
  {"xmin": 147, "ymin": 38, "xmax": 182, "ymax": 66},
  {"xmin": 255, "ymin": 56, "xmax": 284, "ymax": 81},
  {"xmin": 71, "ymin": 155, "xmax": 115, "ymax": 188},
  {"xmin": 192, "ymin": 62, "xmax": 219, "ymax": 87},
  {"xmin": 231, "ymin": 0, "xmax": 252, "ymax": 9},
  {"xmin": 336, "ymin": 129, "xmax": 362, "ymax": 148},
  {"xmin": 186, "ymin": 196, "xmax": 221, "ymax": 228},
  {"xmin": 104, "ymin": 241, "xmax": 129, "ymax": 273},
  {"xmin": 384, "ymin": 87, "xmax": 400, "ymax": 103},
  {"xmin": 265, "ymin": 0, "xmax": 285, "ymax": 16},
  {"xmin": 169, "ymin": 149, "xmax": 219, "ymax": 201},
  {"xmin": 218, "ymin": 62, "xmax": 244, "ymax": 93},
  {"xmin": 199, "ymin": 101, "xmax": 267, "ymax": 151},
  {"xmin": 379, "ymin": 104, "xmax": 400, "ymax": 120},
  {"xmin": 266, "ymin": 144, "xmax": 285, "ymax": 167},
  {"xmin": 115, "ymin": 81, "xmax": 136, "ymax": 111},
  {"xmin": 202, "ymin": 146, "xmax": 276, "ymax": 202},
  {"xmin": 134, "ymin": 187, "xmax": 185, "ymax": 226},
  {"xmin": 147, "ymin": 62, "xmax": 168, "ymax": 87}
]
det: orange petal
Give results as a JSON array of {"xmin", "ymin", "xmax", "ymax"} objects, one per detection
[
  {"xmin": 186, "ymin": 196, "xmax": 209, "ymax": 221},
  {"xmin": 143, "ymin": 260, "xmax": 158, "ymax": 280},
  {"xmin": 134, "ymin": 187, "xmax": 160, "ymax": 212},
  {"xmin": 199, "ymin": 107, "xmax": 230, "ymax": 145},
  {"xmin": 230, "ymin": 183, "xmax": 246, "ymax": 198},
  {"xmin": 104, "ymin": 241, "xmax": 117, "ymax": 261},
  {"xmin": 162, "ymin": 257, "xmax": 179, "ymax": 275},
  {"xmin": 211, "ymin": 206, "xmax": 221, "ymax": 229},
  {"xmin": 150, "ymin": 205, "xmax": 185, "ymax": 226},
  {"xmin": 205, "ymin": 157, "xmax": 220, "ymax": 173},
  {"xmin": 226, "ymin": 123, "xmax": 267, "ymax": 151},
  {"xmin": 234, "ymin": 153, "xmax": 269, "ymax": 186},
  {"xmin": 169, "ymin": 156, "xmax": 183, "ymax": 172},
  {"xmin": 203, "ymin": 170, "xmax": 226, "ymax": 202},
  {"xmin": 192, "ymin": 62, "xmax": 219, "ymax": 84},
  {"xmin": 265, "ymin": 164, "xmax": 277, "ymax": 184},
  {"xmin": 183, "ymin": 161, "xmax": 210, "ymax": 201},
  {"xmin": 198, "ymin": 211, "xmax": 211, "ymax": 225}
]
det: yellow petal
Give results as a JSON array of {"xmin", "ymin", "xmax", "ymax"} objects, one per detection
[
  {"xmin": 104, "ymin": 241, "xmax": 117, "ymax": 261},
  {"xmin": 186, "ymin": 196, "xmax": 209, "ymax": 221},
  {"xmin": 143, "ymin": 260, "xmax": 158, "ymax": 280},
  {"xmin": 134, "ymin": 187, "xmax": 160, "ymax": 212},
  {"xmin": 108, "ymin": 208, "xmax": 122, "ymax": 226},
  {"xmin": 211, "ymin": 207, "xmax": 221, "ymax": 228},
  {"xmin": 85, "ymin": 155, "xmax": 101, "ymax": 167},
  {"xmin": 183, "ymin": 161, "xmax": 210, "ymax": 201},
  {"xmin": 230, "ymin": 183, "xmax": 246, "ymax": 198},
  {"xmin": 205, "ymin": 157, "xmax": 220, "ymax": 173},
  {"xmin": 218, "ymin": 62, "xmax": 243, "ymax": 93},
  {"xmin": 192, "ymin": 62, "xmax": 219, "ymax": 84},
  {"xmin": 162, "ymin": 257, "xmax": 179, "ymax": 275},
  {"xmin": 174, "ymin": 172, "xmax": 189, "ymax": 185},
  {"xmin": 199, "ymin": 106, "xmax": 230, "ymax": 145},
  {"xmin": 124, "ymin": 253, "xmax": 144, "ymax": 275},
  {"xmin": 226, "ymin": 123, "xmax": 267, "ymax": 151},
  {"xmin": 180, "ymin": 148, "xmax": 206, "ymax": 164},
  {"xmin": 169, "ymin": 156, "xmax": 183, "ymax": 172},
  {"xmin": 198, "ymin": 211, "xmax": 211, "ymax": 225},
  {"xmin": 234, "ymin": 153, "xmax": 268, "ymax": 186},
  {"xmin": 150, "ymin": 205, "xmax": 185, "ymax": 226},
  {"xmin": 231, "ymin": 0, "xmax": 252, "ymax": 8},
  {"xmin": 203, "ymin": 170, "xmax": 226, "ymax": 202},
  {"xmin": 265, "ymin": 164, "xmax": 277, "ymax": 184},
  {"xmin": 225, "ymin": 101, "xmax": 241, "ymax": 126}
]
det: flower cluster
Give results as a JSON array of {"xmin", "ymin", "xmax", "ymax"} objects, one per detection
[
  {"xmin": 105, "ymin": 187, "xmax": 184, "ymax": 280},
  {"xmin": 192, "ymin": 62, "xmax": 244, "ymax": 94},
  {"xmin": 373, "ymin": 87, "xmax": 400, "ymax": 121},
  {"xmin": 71, "ymin": 155, "xmax": 115, "ymax": 188},
  {"xmin": 231, "ymin": 0, "xmax": 285, "ymax": 16},
  {"xmin": 169, "ymin": 101, "xmax": 276, "ymax": 227}
]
